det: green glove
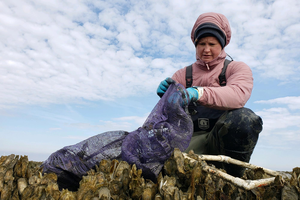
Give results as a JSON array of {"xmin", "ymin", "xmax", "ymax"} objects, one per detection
[
  {"xmin": 187, "ymin": 87, "xmax": 203, "ymax": 102},
  {"xmin": 157, "ymin": 77, "xmax": 175, "ymax": 97}
]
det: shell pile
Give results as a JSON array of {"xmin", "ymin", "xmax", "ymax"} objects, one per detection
[{"xmin": 1, "ymin": 149, "xmax": 300, "ymax": 200}]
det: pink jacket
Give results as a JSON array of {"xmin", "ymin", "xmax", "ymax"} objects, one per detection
[{"xmin": 172, "ymin": 13, "xmax": 253, "ymax": 110}]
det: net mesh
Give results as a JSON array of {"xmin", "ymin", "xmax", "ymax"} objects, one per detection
[
  {"xmin": 41, "ymin": 82, "xmax": 193, "ymax": 190},
  {"xmin": 41, "ymin": 130, "xmax": 128, "ymax": 190},
  {"xmin": 121, "ymin": 83, "xmax": 193, "ymax": 180}
]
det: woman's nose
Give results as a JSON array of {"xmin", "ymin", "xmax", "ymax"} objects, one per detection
[{"xmin": 204, "ymin": 45, "xmax": 210, "ymax": 52}]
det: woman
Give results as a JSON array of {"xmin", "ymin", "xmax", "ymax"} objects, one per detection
[{"xmin": 157, "ymin": 12, "xmax": 263, "ymax": 177}]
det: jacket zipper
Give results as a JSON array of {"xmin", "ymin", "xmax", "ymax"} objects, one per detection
[{"xmin": 206, "ymin": 63, "xmax": 210, "ymax": 70}]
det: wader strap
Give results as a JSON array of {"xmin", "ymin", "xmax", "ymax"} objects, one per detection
[
  {"xmin": 185, "ymin": 59, "xmax": 232, "ymax": 87},
  {"xmin": 219, "ymin": 59, "xmax": 232, "ymax": 86},
  {"xmin": 186, "ymin": 64, "xmax": 193, "ymax": 88}
]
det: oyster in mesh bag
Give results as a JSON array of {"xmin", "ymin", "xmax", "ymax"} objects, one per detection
[
  {"xmin": 41, "ymin": 130, "xmax": 129, "ymax": 191},
  {"xmin": 121, "ymin": 82, "xmax": 193, "ymax": 180},
  {"xmin": 41, "ymin": 82, "xmax": 193, "ymax": 190}
]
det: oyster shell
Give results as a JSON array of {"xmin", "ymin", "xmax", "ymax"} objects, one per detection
[
  {"xmin": 17, "ymin": 178, "xmax": 27, "ymax": 195},
  {"xmin": 0, "ymin": 151, "xmax": 299, "ymax": 200}
]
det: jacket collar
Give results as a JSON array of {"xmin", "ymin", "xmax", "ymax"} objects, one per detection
[{"xmin": 195, "ymin": 50, "xmax": 226, "ymax": 70}]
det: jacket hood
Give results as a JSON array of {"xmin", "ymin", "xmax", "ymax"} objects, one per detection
[{"xmin": 191, "ymin": 12, "xmax": 231, "ymax": 47}]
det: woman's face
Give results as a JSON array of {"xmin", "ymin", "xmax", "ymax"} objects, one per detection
[{"xmin": 196, "ymin": 36, "xmax": 222, "ymax": 63}]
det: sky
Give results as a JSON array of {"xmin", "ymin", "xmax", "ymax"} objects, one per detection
[{"xmin": 1, "ymin": 0, "xmax": 300, "ymax": 172}]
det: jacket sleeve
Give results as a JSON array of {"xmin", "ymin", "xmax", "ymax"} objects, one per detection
[
  {"xmin": 172, "ymin": 61, "xmax": 253, "ymax": 110},
  {"xmin": 200, "ymin": 61, "xmax": 253, "ymax": 110}
]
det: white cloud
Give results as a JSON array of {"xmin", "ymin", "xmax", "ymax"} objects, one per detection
[
  {"xmin": 49, "ymin": 128, "xmax": 62, "ymax": 131},
  {"xmin": 1, "ymin": 0, "xmax": 300, "ymax": 109},
  {"xmin": 63, "ymin": 135, "xmax": 89, "ymax": 141},
  {"xmin": 1, "ymin": 0, "xmax": 300, "ymax": 169},
  {"xmin": 65, "ymin": 113, "xmax": 149, "ymax": 133},
  {"xmin": 225, "ymin": 0, "xmax": 300, "ymax": 81},
  {"xmin": 254, "ymin": 96, "xmax": 300, "ymax": 151},
  {"xmin": 256, "ymin": 107, "xmax": 300, "ymax": 131},
  {"xmin": 114, "ymin": 113, "xmax": 149, "ymax": 126},
  {"xmin": 256, "ymin": 96, "xmax": 300, "ymax": 110}
]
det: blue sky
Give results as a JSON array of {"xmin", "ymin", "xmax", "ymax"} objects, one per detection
[{"xmin": 1, "ymin": 0, "xmax": 300, "ymax": 172}]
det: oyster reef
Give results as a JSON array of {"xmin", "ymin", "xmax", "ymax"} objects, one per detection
[{"xmin": 0, "ymin": 148, "xmax": 300, "ymax": 200}]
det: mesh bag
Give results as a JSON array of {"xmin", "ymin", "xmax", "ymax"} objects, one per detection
[
  {"xmin": 41, "ymin": 130, "xmax": 128, "ymax": 190},
  {"xmin": 42, "ymin": 82, "xmax": 193, "ymax": 190},
  {"xmin": 121, "ymin": 83, "xmax": 193, "ymax": 180}
]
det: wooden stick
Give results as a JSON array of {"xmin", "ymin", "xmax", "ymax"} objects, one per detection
[
  {"xmin": 182, "ymin": 153, "xmax": 282, "ymax": 190},
  {"xmin": 202, "ymin": 164, "xmax": 275, "ymax": 190},
  {"xmin": 187, "ymin": 154, "xmax": 281, "ymax": 177}
]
